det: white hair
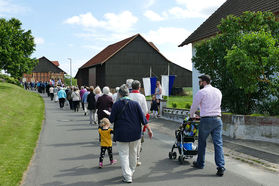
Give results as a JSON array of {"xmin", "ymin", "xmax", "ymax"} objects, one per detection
[
  {"xmin": 126, "ymin": 79, "xmax": 134, "ymax": 89},
  {"xmin": 103, "ymin": 86, "xmax": 110, "ymax": 95}
]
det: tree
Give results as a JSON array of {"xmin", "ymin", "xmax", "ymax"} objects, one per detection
[
  {"xmin": 0, "ymin": 18, "xmax": 37, "ymax": 79},
  {"xmin": 192, "ymin": 11, "xmax": 279, "ymax": 114},
  {"xmin": 64, "ymin": 75, "xmax": 77, "ymax": 86}
]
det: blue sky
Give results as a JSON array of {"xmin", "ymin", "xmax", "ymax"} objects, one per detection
[{"xmin": 0, "ymin": 0, "xmax": 226, "ymax": 76}]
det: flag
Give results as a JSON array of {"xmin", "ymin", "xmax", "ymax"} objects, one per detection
[
  {"xmin": 161, "ymin": 75, "xmax": 175, "ymax": 96},
  {"xmin": 142, "ymin": 77, "xmax": 157, "ymax": 96}
]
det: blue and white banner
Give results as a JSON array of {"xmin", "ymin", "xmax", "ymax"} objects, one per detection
[
  {"xmin": 142, "ymin": 77, "xmax": 157, "ymax": 96},
  {"xmin": 161, "ymin": 75, "xmax": 175, "ymax": 96}
]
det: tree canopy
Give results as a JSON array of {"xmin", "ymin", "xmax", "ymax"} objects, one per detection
[
  {"xmin": 192, "ymin": 11, "xmax": 279, "ymax": 115},
  {"xmin": 0, "ymin": 18, "xmax": 37, "ymax": 79}
]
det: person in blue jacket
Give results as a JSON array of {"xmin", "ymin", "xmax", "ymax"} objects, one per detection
[{"xmin": 109, "ymin": 84, "xmax": 153, "ymax": 183}]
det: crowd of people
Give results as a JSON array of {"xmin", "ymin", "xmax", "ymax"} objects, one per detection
[
  {"xmin": 28, "ymin": 74, "xmax": 226, "ymax": 181},
  {"xmin": 32, "ymin": 79, "xmax": 159, "ymax": 183}
]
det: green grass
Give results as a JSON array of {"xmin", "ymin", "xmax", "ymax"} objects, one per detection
[
  {"xmin": 145, "ymin": 87, "xmax": 193, "ymax": 109},
  {"xmin": 166, "ymin": 96, "xmax": 193, "ymax": 109},
  {"xmin": 0, "ymin": 82, "xmax": 44, "ymax": 186}
]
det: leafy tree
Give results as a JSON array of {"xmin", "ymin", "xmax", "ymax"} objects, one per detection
[
  {"xmin": 192, "ymin": 11, "xmax": 279, "ymax": 114},
  {"xmin": 0, "ymin": 18, "xmax": 37, "ymax": 79},
  {"xmin": 64, "ymin": 74, "xmax": 77, "ymax": 86}
]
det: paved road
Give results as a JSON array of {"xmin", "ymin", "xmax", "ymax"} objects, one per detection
[{"xmin": 22, "ymin": 94, "xmax": 278, "ymax": 186}]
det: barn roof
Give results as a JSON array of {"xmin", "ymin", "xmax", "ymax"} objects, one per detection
[
  {"xmin": 51, "ymin": 61, "xmax": 60, "ymax": 66},
  {"xmin": 33, "ymin": 56, "xmax": 65, "ymax": 73},
  {"xmin": 179, "ymin": 0, "xmax": 279, "ymax": 47},
  {"xmin": 79, "ymin": 33, "xmax": 170, "ymax": 70}
]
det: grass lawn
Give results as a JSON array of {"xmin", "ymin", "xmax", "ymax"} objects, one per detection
[
  {"xmin": 146, "ymin": 87, "xmax": 193, "ymax": 109},
  {"xmin": 0, "ymin": 82, "xmax": 44, "ymax": 185},
  {"xmin": 166, "ymin": 96, "xmax": 193, "ymax": 109}
]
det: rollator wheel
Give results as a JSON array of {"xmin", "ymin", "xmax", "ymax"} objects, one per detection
[
  {"xmin": 169, "ymin": 152, "xmax": 173, "ymax": 159},
  {"xmin": 173, "ymin": 152, "xmax": 177, "ymax": 159}
]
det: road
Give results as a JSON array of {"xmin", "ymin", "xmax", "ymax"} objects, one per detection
[{"xmin": 22, "ymin": 94, "xmax": 278, "ymax": 186}]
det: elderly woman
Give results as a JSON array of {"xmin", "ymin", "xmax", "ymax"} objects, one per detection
[
  {"xmin": 96, "ymin": 86, "xmax": 113, "ymax": 124},
  {"xmin": 109, "ymin": 84, "xmax": 153, "ymax": 183}
]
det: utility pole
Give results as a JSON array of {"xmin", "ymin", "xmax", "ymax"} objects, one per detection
[{"xmin": 67, "ymin": 58, "xmax": 72, "ymax": 86}]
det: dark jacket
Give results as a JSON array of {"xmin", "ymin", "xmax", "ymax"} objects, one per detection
[
  {"xmin": 109, "ymin": 99, "xmax": 148, "ymax": 142},
  {"xmin": 96, "ymin": 94, "xmax": 113, "ymax": 120},
  {"xmin": 66, "ymin": 89, "xmax": 72, "ymax": 101},
  {"xmin": 87, "ymin": 92, "xmax": 96, "ymax": 110}
]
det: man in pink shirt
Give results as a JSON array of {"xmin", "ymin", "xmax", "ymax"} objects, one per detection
[{"xmin": 190, "ymin": 75, "xmax": 225, "ymax": 176}]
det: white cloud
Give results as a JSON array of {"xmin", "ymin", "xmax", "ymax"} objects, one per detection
[
  {"xmin": 34, "ymin": 37, "xmax": 45, "ymax": 45},
  {"xmin": 64, "ymin": 11, "xmax": 138, "ymax": 33},
  {"xmin": 144, "ymin": 27, "xmax": 191, "ymax": 45},
  {"xmin": 0, "ymin": 0, "xmax": 28, "ymax": 15},
  {"xmin": 144, "ymin": 10, "xmax": 165, "ymax": 21},
  {"xmin": 169, "ymin": 0, "xmax": 226, "ymax": 18},
  {"xmin": 143, "ymin": 27, "xmax": 192, "ymax": 70}
]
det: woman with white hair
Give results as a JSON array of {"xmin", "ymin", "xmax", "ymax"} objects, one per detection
[
  {"xmin": 112, "ymin": 87, "xmax": 120, "ymax": 103},
  {"xmin": 96, "ymin": 86, "xmax": 113, "ymax": 124}
]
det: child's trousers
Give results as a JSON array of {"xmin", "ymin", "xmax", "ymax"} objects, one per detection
[{"xmin": 99, "ymin": 146, "xmax": 113, "ymax": 162}]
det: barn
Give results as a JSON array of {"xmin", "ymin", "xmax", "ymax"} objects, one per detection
[
  {"xmin": 23, "ymin": 56, "xmax": 65, "ymax": 83},
  {"xmin": 75, "ymin": 34, "xmax": 192, "ymax": 89}
]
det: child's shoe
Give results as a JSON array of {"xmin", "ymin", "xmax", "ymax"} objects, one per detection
[
  {"xmin": 110, "ymin": 160, "xmax": 117, "ymax": 165},
  {"xmin": 99, "ymin": 162, "xmax": 103, "ymax": 168}
]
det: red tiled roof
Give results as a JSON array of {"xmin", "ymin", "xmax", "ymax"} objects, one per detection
[
  {"xmin": 80, "ymin": 34, "xmax": 138, "ymax": 69},
  {"xmin": 51, "ymin": 61, "xmax": 59, "ymax": 66},
  {"xmin": 179, "ymin": 0, "xmax": 279, "ymax": 46}
]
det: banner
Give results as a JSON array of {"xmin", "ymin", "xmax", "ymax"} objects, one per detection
[
  {"xmin": 161, "ymin": 75, "xmax": 175, "ymax": 96},
  {"xmin": 143, "ymin": 78, "xmax": 151, "ymax": 96},
  {"xmin": 142, "ymin": 77, "xmax": 157, "ymax": 96}
]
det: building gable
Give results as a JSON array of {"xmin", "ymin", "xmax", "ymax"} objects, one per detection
[
  {"xmin": 33, "ymin": 57, "xmax": 65, "ymax": 73},
  {"xmin": 179, "ymin": 0, "xmax": 279, "ymax": 46}
]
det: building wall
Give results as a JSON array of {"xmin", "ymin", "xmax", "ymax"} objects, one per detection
[
  {"xmin": 96, "ymin": 64, "xmax": 106, "ymax": 88},
  {"xmin": 191, "ymin": 46, "xmax": 202, "ymax": 97},
  {"xmin": 77, "ymin": 68, "xmax": 89, "ymax": 87},
  {"xmin": 23, "ymin": 72, "xmax": 64, "ymax": 82},
  {"xmin": 105, "ymin": 36, "xmax": 192, "ymax": 88},
  {"xmin": 88, "ymin": 67, "xmax": 96, "ymax": 87}
]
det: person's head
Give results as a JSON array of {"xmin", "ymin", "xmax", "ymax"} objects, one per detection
[
  {"xmin": 103, "ymin": 86, "xmax": 110, "ymax": 95},
  {"xmin": 94, "ymin": 86, "xmax": 101, "ymax": 94},
  {"xmin": 198, "ymin": 74, "xmax": 211, "ymax": 89},
  {"xmin": 86, "ymin": 87, "xmax": 90, "ymax": 91},
  {"xmin": 132, "ymin": 80, "xmax": 141, "ymax": 90},
  {"xmin": 81, "ymin": 86, "xmax": 84, "ymax": 89},
  {"xmin": 118, "ymin": 84, "xmax": 129, "ymax": 98},
  {"xmin": 89, "ymin": 87, "xmax": 94, "ymax": 92},
  {"xmin": 152, "ymin": 95, "xmax": 156, "ymax": 100},
  {"xmin": 74, "ymin": 87, "xmax": 78, "ymax": 91},
  {"xmin": 115, "ymin": 87, "xmax": 120, "ymax": 92},
  {"xmin": 156, "ymin": 81, "xmax": 161, "ymax": 87},
  {"xmin": 126, "ymin": 79, "xmax": 134, "ymax": 89},
  {"xmin": 100, "ymin": 118, "xmax": 111, "ymax": 128}
]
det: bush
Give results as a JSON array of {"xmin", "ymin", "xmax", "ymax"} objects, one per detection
[
  {"xmin": 257, "ymin": 99, "xmax": 279, "ymax": 116},
  {"xmin": 0, "ymin": 74, "xmax": 22, "ymax": 86},
  {"xmin": 172, "ymin": 103, "xmax": 177, "ymax": 108},
  {"xmin": 185, "ymin": 103, "xmax": 191, "ymax": 109}
]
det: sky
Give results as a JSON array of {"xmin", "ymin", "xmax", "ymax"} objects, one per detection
[{"xmin": 0, "ymin": 0, "xmax": 226, "ymax": 76}]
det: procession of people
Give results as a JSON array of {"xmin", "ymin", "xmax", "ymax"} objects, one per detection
[{"xmin": 30, "ymin": 75, "xmax": 225, "ymax": 183}]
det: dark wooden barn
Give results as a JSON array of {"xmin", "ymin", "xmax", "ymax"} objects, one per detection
[
  {"xmin": 23, "ymin": 56, "xmax": 65, "ymax": 83},
  {"xmin": 75, "ymin": 34, "xmax": 192, "ymax": 89}
]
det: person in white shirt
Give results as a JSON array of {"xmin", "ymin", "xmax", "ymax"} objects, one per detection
[
  {"xmin": 129, "ymin": 80, "xmax": 149, "ymax": 167},
  {"xmin": 190, "ymin": 74, "xmax": 225, "ymax": 176}
]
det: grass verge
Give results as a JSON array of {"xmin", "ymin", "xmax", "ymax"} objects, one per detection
[{"xmin": 0, "ymin": 82, "xmax": 44, "ymax": 185}]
